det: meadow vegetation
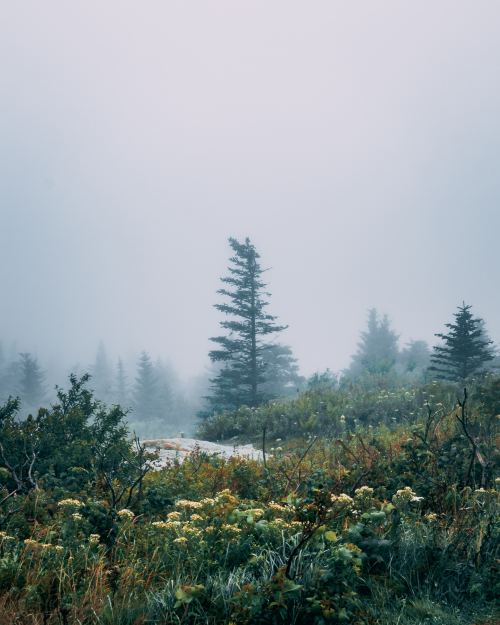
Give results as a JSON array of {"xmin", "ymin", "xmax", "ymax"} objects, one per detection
[{"xmin": 0, "ymin": 373, "xmax": 498, "ymax": 624}]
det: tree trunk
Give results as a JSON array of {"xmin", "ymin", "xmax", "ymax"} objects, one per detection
[{"xmin": 250, "ymin": 257, "xmax": 257, "ymax": 406}]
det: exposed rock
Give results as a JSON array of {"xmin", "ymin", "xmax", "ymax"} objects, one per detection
[{"xmin": 143, "ymin": 437, "xmax": 262, "ymax": 466}]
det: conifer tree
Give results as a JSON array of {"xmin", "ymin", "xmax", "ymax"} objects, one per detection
[
  {"xmin": 348, "ymin": 309, "xmax": 399, "ymax": 378},
  {"xmin": 398, "ymin": 340, "xmax": 430, "ymax": 379},
  {"xmin": 18, "ymin": 353, "xmax": 46, "ymax": 409},
  {"xmin": 154, "ymin": 358, "xmax": 175, "ymax": 420},
  {"xmin": 429, "ymin": 303, "xmax": 494, "ymax": 382},
  {"xmin": 208, "ymin": 237, "xmax": 287, "ymax": 411},
  {"xmin": 260, "ymin": 343, "xmax": 304, "ymax": 399},
  {"xmin": 133, "ymin": 351, "xmax": 159, "ymax": 422}
]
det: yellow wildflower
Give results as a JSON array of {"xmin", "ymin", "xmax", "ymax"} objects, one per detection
[
  {"xmin": 392, "ymin": 487, "xmax": 423, "ymax": 507},
  {"xmin": 330, "ymin": 493, "xmax": 354, "ymax": 509},
  {"xmin": 57, "ymin": 498, "xmax": 82, "ymax": 508},
  {"xmin": 268, "ymin": 502, "xmax": 288, "ymax": 513},
  {"xmin": 354, "ymin": 486, "xmax": 374, "ymax": 498},
  {"xmin": 215, "ymin": 490, "xmax": 238, "ymax": 505},
  {"xmin": 173, "ymin": 536, "xmax": 188, "ymax": 545},
  {"xmin": 244, "ymin": 508, "xmax": 265, "ymax": 519},
  {"xmin": 176, "ymin": 499, "xmax": 203, "ymax": 510},
  {"xmin": 152, "ymin": 520, "xmax": 180, "ymax": 529}
]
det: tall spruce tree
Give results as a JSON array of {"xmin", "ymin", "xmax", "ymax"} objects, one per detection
[
  {"xmin": 208, "ymin": 237, "xmax": 287, "ymax": 412},
  {"xmin": 429, "ymin": 303, "xmax": 494, "ymax": 382}
]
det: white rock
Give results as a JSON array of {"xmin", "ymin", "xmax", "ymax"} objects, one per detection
[{"xmin": 142, "ymin": 437, "xmax": 262, "ymax": 467}]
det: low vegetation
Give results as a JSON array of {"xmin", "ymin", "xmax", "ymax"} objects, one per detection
[{"xmin": 0, "ymin": 373, "xmax": 498, "ymax": 624}]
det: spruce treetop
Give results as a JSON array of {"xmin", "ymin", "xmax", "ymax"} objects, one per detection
[{"xmin": 429, "ymin": 302, "xmax": 494, "ymax": 382}]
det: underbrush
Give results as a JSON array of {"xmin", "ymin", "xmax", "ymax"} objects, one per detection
[
  {"xmin": 0, "ymin": 375, "xmax": 498, "ymax": 623},
  {"xmin": 197, "ymin": 380, "xmax": 461, "ymax": 443},
  {"xmin": 0, "ymin": 482, "xmax": 497, "ymax": 624},
  {"xmin": 0, "ymin": 445, "xmax": 498, "ymax": 624}
]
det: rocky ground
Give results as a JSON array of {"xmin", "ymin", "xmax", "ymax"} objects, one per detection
[{"xmin": 142, "ymin": 437, "xmax": 262, "ymax": 466}]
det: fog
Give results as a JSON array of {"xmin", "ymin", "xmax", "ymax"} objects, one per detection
[{"xmin": 1, "ymin": 1, "xmax": 499, "ymax": 390}]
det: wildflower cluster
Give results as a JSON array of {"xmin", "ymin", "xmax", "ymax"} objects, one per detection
[
  {"xmin": 354, "ymin": 486, "xmax": 375, "ymax": 511},
  {"xmin": 57, "ymin": 498, "xmax": 83, "ymax": 508},
  {"xmin": 175, "ymin": 499, "xmax": 203, "ymax": 510},
  {"xmin": 330, "ymin": 493, "xmax": 354, "ymax": 510},
  {"xmin": 392, "ymin": 487, "xmax": 423, "ymax": 508},
  {"xmin": 24, "ymin": 539, "xmax": 64, "ymax": 553}
]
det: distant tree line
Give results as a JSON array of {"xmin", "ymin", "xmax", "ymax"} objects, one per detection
[
  {"xmin": 340, "ymin": 303, "xmax": 497, "ymax": 389},
  {"xmin": 338, "ymin": 308, "xmax": 434, "ymax": 388},
  {"xmin": 1, "ymin": 237, "xmax": 498, "ymax": 429},
  {"xmin": 88, "ymin": 343, "xmax": 195, "ymax": 437},
  {"xmin": 0, "ymin": 342, "xmax": 198, "ymax": 438}
]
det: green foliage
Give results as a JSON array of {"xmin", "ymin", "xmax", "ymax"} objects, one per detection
[
  {"xmin": 0, "ymin": 376, "xmax": 498, "ymax": 624},
  {"xmin": 0, "ymin": 374, "xmax": 155, "ymax": 510},
  {"xmin": 198, "ymin": 379, "xmax": 458, "ymax": 442},
  {"xmin": 260, "ymin": 343, "xmax": 305, "ymax": 399},
  {"xmin": 307, "ymin": 369, "xmax": 338, "ymax": 392},
  {"xmin": 207, "ymin": 237, "xmax": 288, "ymax": 412},
  {"xmin": 430, "ymin": 303, "xmax": 495, "ymax": 382}
]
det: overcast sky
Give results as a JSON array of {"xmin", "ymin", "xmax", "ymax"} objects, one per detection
[{"xmin": 1, "ymin": 1, "xmax": 499, "ymax": 379}]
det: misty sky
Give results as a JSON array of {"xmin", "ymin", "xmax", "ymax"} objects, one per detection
[{"xmin": 1, "ymin": 2, "xmax": 499, "ymax": 380}]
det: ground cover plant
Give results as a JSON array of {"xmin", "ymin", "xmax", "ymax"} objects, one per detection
[{"xmin": 0, "ymin": 374, "xmax": 498, "ymax": 624}]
